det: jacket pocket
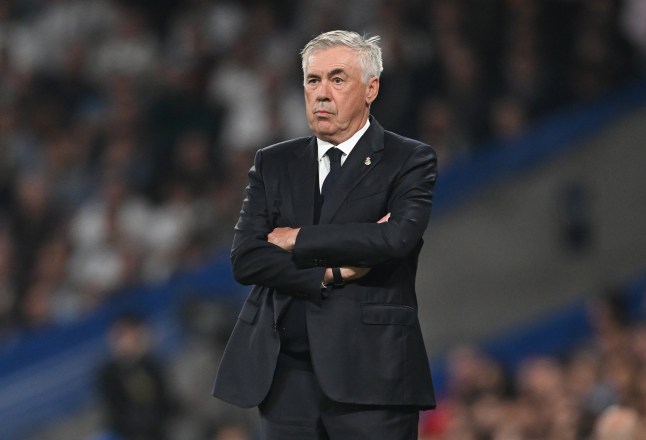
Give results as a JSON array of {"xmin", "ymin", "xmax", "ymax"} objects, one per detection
[
  {"xmin": 238, "ymin": 300, "xmax": 260, "ymax": 325},
  {"xmin": 361, "ymin": 304, "xmax": 417, "ymax": 327}
]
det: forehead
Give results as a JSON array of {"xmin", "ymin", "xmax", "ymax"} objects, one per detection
[{"xmin": 305, "ymin": 46, "xmax": 361, "ymax": 75}]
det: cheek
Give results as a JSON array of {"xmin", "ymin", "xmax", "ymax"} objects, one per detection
[{"xmin": 337, "ymin": 96, "xmax": 362, "ymax": 117}]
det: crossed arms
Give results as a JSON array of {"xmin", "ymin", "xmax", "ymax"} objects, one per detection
[
  {"xmin": 230, "ymin": 143, "xmax": 437, "ymax": 299},
  {"xmin": 267, "ymin": 213, "xmax": 389, "ymax": 285}
]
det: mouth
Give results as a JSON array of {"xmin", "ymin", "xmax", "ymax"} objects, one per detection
[{"xmin": 314, "ymin": 109, "xmax": 333, "ymax": 117}]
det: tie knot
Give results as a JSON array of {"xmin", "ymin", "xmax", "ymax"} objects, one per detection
[{"xmin": 326, "ymin": 148, "xmax": 343, "ymax": 163}]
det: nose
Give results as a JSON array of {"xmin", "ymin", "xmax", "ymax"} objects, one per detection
[{"xmin": 316, "ymin": 79, "xmax": 331, "ymax": 101}]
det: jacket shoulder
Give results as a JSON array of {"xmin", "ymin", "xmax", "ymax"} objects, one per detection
[{"xmin": 258, "ymin": 136, "xmax": 313, "ymax": 159}]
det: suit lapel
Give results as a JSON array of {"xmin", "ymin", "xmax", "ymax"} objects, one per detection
[{"xmin": 319, "ymin": 119, "xmax": 385, "ymax": 224}]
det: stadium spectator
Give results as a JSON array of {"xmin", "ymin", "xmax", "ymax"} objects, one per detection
[{"xmin": 98, "ymin": 313, "xmax": 175, "ymax": 440}]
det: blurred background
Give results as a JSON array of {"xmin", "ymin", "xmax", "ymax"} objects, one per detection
[{"xmin": 1, "ymin": 0, "xmax": 645, "ymax": 439}]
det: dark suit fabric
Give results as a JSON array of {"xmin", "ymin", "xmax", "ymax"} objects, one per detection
[
  {"xmin": 213, "ymin": 118, "xmax": 437, "ymax": 410},
  {"xmin": 259, "ymin": 354, "xmax": 419, "ymax": 440}
]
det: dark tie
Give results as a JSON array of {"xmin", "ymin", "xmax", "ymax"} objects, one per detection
[{"xmin": 321, "ymin": 147, "xmax": 343, "ymax": 201}]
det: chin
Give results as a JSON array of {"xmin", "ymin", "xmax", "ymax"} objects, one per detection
[{"xmin": 312, "ymin": 124, "xmax": 336, "ymax": 139}]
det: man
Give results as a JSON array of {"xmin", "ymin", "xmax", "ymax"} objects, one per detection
[
  {"xmin": 213, "ymin": 30, "xmax": 437, "ymax": 439},
  {"xmin": 98, "ymin": 313, "xmax": 174, "ymax": 440}
]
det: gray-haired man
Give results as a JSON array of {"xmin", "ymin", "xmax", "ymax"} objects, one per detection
[{"xmin": 213, "ymin": 30, "xmax": 437, "ymax": 439}]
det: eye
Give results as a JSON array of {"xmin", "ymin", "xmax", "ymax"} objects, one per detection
[
  {"xmin": 306, "ymin": 77, "xmax": 320, "ymax": 85},
  {"xmin": 332, "ymin": 77, "xmax": 344, "ymax": 84}
]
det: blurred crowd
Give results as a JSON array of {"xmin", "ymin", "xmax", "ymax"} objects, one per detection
[
  {"xmin": 0, "ymin": 0, "xmax": 644, "ymax": 366},
  {"xmin": 420, "ymin": 291, "xmax": 646, "ymax": 440},
  {"xmin": 0, "ymin": 0, "xmax": 645, "ymax": 439}
]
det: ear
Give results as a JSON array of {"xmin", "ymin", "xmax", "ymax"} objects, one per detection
[{"xmin": 365, "ymin": 76, "xmax": 380, "ymax": 105}]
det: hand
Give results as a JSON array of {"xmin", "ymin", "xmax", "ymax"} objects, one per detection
[
  {"xmin": 267, "ymin": 227, "xmax": 300, "ymax": 251},
  {"xmin": 323, "ymin": 266, "xmax": 371, "ymax": 284},
  {"xmin": 377, "ymin": 212, "xmax": 391, "ymax": 223}
]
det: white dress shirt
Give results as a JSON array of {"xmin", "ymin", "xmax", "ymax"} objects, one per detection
[{"xmin": 316, "ymin": 119, "xmax": 371, "ymax": 191}]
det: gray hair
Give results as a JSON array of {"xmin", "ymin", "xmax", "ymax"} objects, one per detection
[{"xmin": 300, "ymin": 30, "xmax": 383, "ymax": 84}]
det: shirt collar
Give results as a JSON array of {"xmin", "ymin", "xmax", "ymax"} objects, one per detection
[{"xmin": 317, "ymin": 119, "xmax": 371, "ymax": 161}]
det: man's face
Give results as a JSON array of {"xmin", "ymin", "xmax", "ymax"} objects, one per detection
[{"xmin": 304, "ymin": 46, "xmax": 379, "ymax": 145}]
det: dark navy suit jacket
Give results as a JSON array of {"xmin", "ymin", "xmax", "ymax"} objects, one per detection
[{"xmin": 213, "ymin": 118, "xmax": 437, "ymax": 409}]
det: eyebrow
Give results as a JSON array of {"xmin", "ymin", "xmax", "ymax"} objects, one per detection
[
  {"xmin": 305, "ymin": 68, "xmax": 349, "ymax": 82},
  {"xmin": 328, "ymin": 68, "xmax": 347, "ymax": 77}
]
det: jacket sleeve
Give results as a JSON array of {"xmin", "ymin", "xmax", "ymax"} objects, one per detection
[
  {"xmin": 230, "ymin": 149, "xmax": 326, "ymax": 299},
  {"xmin": 293, "ymin": 143, "xmax": 437, "ymax": 268}
]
